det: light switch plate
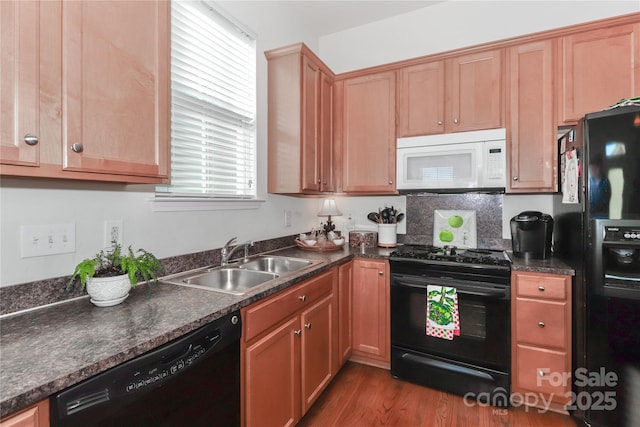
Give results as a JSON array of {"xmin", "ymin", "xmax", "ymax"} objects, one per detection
[{"xmin": 21, "ymin": 223, "xmax": 76, "ymax": 257}]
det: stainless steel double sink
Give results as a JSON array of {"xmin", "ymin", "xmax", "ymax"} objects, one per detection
[{"xmin": 161, "ymin": 255, "xmax": 319, "ymax": 295}]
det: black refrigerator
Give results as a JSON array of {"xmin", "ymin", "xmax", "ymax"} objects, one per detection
[{"xmin": 553, "ymin": 104, "xmax": 640, "ymax": 427}]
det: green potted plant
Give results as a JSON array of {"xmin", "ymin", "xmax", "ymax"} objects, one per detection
[{"xmin": 68, "ymin": 242, "xmax": 164, "ymax": 307}]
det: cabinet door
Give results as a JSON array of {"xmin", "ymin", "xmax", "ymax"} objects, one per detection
[
  {"xmin": 338, "ymin": 261, "xmax": 353, "ymax": 366},
  {"xmin": 0, "ymin": 0, "xmax": 39, "ymax": 166},
  {"xmin": 341, "ymin": 71, "xmax": 396, "ymax": 193},
  {"xmin": 300, "ymin": 294, "xmax": 334, "ymax": 414},
  {"xmin": 448, "ymin": 49, "xmax": 503, "ymax": 132},
  {"xmin": 559, "ymin": 23, "xmax": 640, "ymax": 124},
  {"xmin": 507, "ymin": 40, "xmax": 557, "ymax": 192},
  {"xmin": 245, "ymin": 316, "xmax": 301, "ymax": 427},
  {"xmin": 319, "ymin": 71, "xmax": 334, "ymax": 192},
  {"xmin": 61, "ymin": 1, "xmax": 169, "ymax": 179},
  {"xmin": 352, "ymin": 259, "xmax": 389, "ymax": 362},
  {"xmin": 0, "ymin": 399, "xmax": 49, "ymax": 427},
  {"xmin": 397, "ymin": 61, "xmax": 445, "ymax": 137},
  {"xmin": 301, "ymin": 55, "xmax": 320, "ymax": 192}
]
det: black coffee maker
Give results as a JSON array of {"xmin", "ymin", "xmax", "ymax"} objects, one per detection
[{"xmin": 510, "ymin": 211, "xmax": 553, "ymax": 259}]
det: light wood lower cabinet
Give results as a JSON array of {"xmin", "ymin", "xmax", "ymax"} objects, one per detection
[
  {"xmin": 337, "ymin": 261, "xmax": 353, "ymax": 366},
  {"xmin": 351, "ymin": 259, "xmax": 390, "ymax": 368},
  {"xmin": 0, "ymin": 399, "xmax": 49, "ymax": 427},
  {"xmin": 511, "ymin": 271, "xmax": 572, "ymax": 413},
  {"xmin": 241, "ymin": 268, "xmax": 339, "ymax": 427}
]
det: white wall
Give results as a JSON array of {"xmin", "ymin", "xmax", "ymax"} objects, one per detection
[{"xmin": 0, "ymin": 2, "xmax": 324, "ymax": 287}]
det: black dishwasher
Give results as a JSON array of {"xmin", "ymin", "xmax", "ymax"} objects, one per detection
[{"xmin": 51, "ymin": 310, "xmax": 241, "ymax": 427}]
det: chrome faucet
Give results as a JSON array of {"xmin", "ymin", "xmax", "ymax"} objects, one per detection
[{"xmin": 221, "ymin": 237, "xmax": 254, "ymax": 266}]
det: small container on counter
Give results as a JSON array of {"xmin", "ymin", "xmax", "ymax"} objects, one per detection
[{"xmin": 349, "ymin": 230, "xmax": 377, "ymax": 248}]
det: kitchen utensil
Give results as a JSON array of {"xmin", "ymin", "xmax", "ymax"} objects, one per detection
[
  {"xmin": 381, "ymin": 208, "xmax": 390, "ymax": 223},
  {"xmin": 367, "ymin": 212, "xmax": 381, "ymax": 223},
  {"xmin": 396, "ymin": 213, "xmax": 405, "ymax": 223}
]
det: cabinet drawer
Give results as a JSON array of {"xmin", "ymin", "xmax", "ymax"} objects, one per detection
[
  {"xmin": 516, "ymin": 298, "xmax": 568, "ymax": 349},
  {"xmin": 244, "ymin": 270, "xmax": 334, "ymax": 342},
  {"xmin": 515, "ymin": 344, "xmax": 569, "ymax": 399},
  {"xmin": 515, "ymin": 273, "xmax": 569, "ymax": 300}
]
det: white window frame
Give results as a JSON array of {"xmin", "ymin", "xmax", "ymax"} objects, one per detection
[{"xmin": 153, "ymin": 0, "xmax": 262, "ymax": 212}]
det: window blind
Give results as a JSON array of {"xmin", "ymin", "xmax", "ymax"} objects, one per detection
[{"xmin": 158, "ymin": 0, "xmax": 256, "ymax": 198}]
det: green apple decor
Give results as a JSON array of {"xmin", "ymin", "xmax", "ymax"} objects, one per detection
[
  {"xmin": 448, "ymin": 215, "xmax": 464, "ymax": 228},
  {"xmin": 439, "ymin": 230, "xmax": 454, "ymax": 242}
]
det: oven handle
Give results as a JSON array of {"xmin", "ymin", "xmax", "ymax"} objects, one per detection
[{"xmin": 392, "ymin": 276, "xmax": 509, "ymax": 299}]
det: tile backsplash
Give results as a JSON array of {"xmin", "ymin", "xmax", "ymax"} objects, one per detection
[{"xmin": 404, "ymin": 193, "xmax": 510, "ymax": 250}]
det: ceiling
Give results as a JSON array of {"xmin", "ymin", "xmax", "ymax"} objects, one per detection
[{"xmin": 283, "ymin": 1, "xmax": 442, "ymax": 36}]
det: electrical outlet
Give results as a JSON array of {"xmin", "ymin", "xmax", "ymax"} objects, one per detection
[
  {"xmin": 104, "ymin": 220, "xmax": 123, "ymax": 248},
  {"xmin": 284, "ymin": 210, "xmax": 292, "ymax": 227}
]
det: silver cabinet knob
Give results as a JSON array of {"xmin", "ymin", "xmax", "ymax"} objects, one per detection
[
  {"xmin": 538, "ymin": 286, "xmax": 545, "ymax": 291},
  {"xmin": 71, "ymin": 142, "xmax": 84, "ymax": 153},
  {"xmin": 538, "ymin": 321, "xmax": 545, "ymax": 328},
  {"xmin": 231, "ymin": 315, "xmax": 239, "ymax": 325},
  {"xmin": 379, "ymin": 271, "xmax": 384, "ymax": 275},
  {"xmin": 304, "ymin": 323, "xmax": 311, "ymax": 329},
  {"xmin": 538, "ymin": 370, "xmax": 545, "ymax": 377},
  {"xmin": 513, "ymin": 176, "xmax": 519, "ymax": 181},
  {"xmin": 453, "ymin": 118, "xmax": 459, "ymax": 124},
  {"xmin": 299, "ymin": 295, "xmax": 306, "ymax": 302},
  {"xmin": 437, "ymin": 120, "xmax": 443, "ymax": 125},
  {"xmin": 388, "ymin": 180, "xmax": 393, "ymax": 185},
  {"xmin": 24, "ymin": 134, "xmax": 39, "ymax": 146},
  {"xmin": 317, "ymin": 179, "xmax": 321, "ymax": 184},
  {"xmin": 294, "ymin": 330, "xmax": 302, "ymax": 336}
]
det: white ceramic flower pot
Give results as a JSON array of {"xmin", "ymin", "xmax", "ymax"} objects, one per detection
[
  {"xmin": 86, "ymin": 274, "xmax": 131, "ymax": 307},
  {"xmin": 377, "ymin": 224, "xmax": 397, "ymax": 248}
]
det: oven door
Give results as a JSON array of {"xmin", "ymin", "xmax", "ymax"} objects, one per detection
[{"xmin": 391, "ymin": 273, "xmax": 510, "ymax": 372}]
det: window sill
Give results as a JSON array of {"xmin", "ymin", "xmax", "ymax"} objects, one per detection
[{"xmin": 150, "ymin": 197, "xmax": 265, "ymax": 212}]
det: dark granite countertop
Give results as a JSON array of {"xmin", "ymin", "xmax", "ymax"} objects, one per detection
[
  {"xmin": 507, "ymin": 252, "xmax": 575, "ymax": 276},
  {"xmin": 0, "ymin": 245, "xmax": 392, "ymax": 418}
]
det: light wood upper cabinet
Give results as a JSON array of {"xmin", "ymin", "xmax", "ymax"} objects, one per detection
[
  {"xmin": 448, "ymin": 49, "xmax": 503, "ymax": 132},
  {"xmin": 266, "ymin": 43, "xmax": 334, "ymax": 195},
  {"xmin": 1, "ymin": 0, "xmax": 169, "ymax": 183},
  {"xmin": 506, "ymin": 40, "xmax": 557, "ymax": 193},
  {"xmin": 61, "ymin": 1, "xmax": 169, "ymax": 179},
  {"xmin": 558, "ymin": 23, "xmax": 640, "ymax": 124},
  {"xmin": 0, "ymin": 1, "xmax": 40, "ymax": 167},
  {"xmin": 338, "ymin": 71, "xmax": 397, "ymax": 194},
  {"xmin": 397, "ymin": 49, "xmax": 503, "ymax": 137},
  {"xmin": 351, "ymin": 259, "xmax": 390, "ymax": 368},
  {"xmin": 397, "ymin": 61, "xmax": 445, "ymax": 136}
]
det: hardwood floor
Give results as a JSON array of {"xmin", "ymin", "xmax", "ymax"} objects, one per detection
[{"xmin": 298, "ymin": 362, "xmax": 577, "ymax": 427}]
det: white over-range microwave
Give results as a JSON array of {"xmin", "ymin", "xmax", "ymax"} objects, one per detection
[{"xmin": 396, "ymin": 128, "xmax": 507, "ymax": 192}]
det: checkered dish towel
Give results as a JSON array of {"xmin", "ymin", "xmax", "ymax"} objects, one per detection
[{"xmin": 426, "ymin": 285, "xmax": 460, "ymax": 340}]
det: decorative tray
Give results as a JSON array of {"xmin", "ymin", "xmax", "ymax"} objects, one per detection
[{"xmin": 295, "ymin": 238, "xmax": 345, "ymax": 252}]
